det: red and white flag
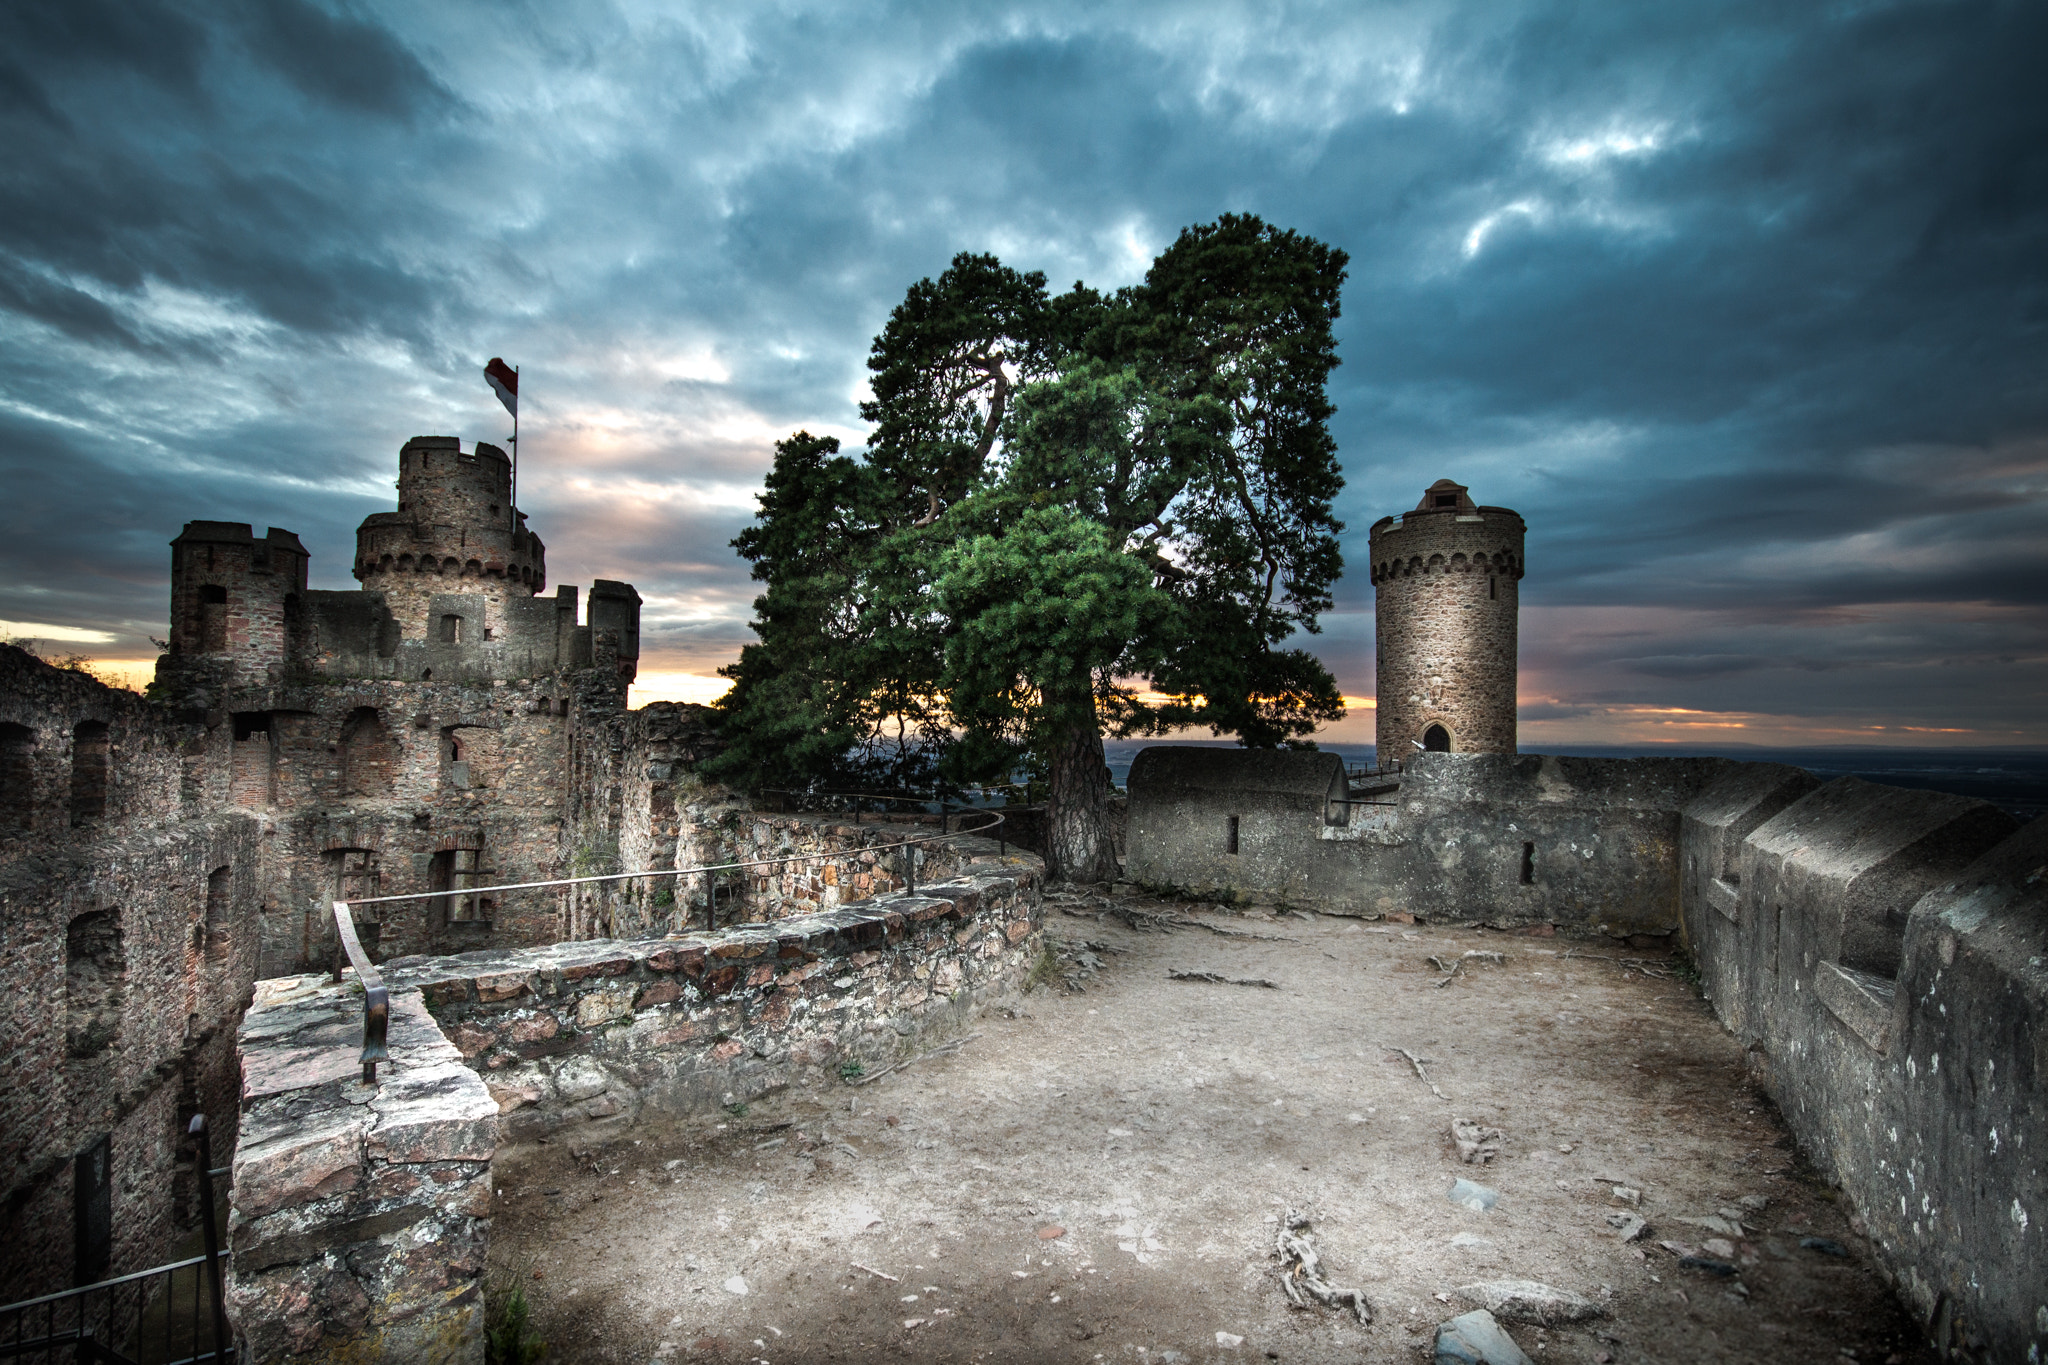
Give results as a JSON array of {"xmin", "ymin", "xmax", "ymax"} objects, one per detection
[{"xmin": 484, "ymin": 357, "xmax": 518, "ymax": 417}]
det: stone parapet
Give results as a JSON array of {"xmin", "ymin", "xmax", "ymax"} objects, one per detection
[
  {"xmin": 384, "ymin": 866, "xmax": 1041, "ymax": 1141},
  {"xmin": 1679, "ymin": 779, "xmax": 2042, "ymax": 1360},
  {"xmin": 228, "ymin": 975, "xmax": 498, "ymax": 1364}
]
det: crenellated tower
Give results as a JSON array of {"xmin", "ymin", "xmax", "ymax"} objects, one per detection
[
  {"xmin": 1368, "ymin": 479, "xmax": 1524, "ymax": 756},
  {"xmin": 353, "ymin": 437, "xmax": 547, "ymax": 640},
  {"xmin": 165, "ymin": 522, "xmax": 310, "ymax": 685}
]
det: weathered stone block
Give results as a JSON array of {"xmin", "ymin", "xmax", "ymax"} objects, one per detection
[
  {"xmin": 636, "ymin": 978, "xmax": 681, "ymax": 1007},
  {"xmin": 235, "ymin": 1108, "xmax": 367, "ymax": 1218},
  {"xmin": 574, "ymin": 986, "xmax": 634, "ymax": 1027},
  {"xmin": 473, "ymin": 971, "xmax": 533, "ymax": 1002}
]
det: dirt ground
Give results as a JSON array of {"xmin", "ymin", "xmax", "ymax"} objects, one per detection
[{"xmin": 493, "ymin": 885, "xmax": 1935, "ymax": 1365}]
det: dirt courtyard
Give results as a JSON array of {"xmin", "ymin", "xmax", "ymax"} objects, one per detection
[{"xmin": 492, "ymin": 886, "xmax": 1933, "ymax": 1364}]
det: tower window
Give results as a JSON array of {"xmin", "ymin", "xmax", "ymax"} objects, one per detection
[
  {"xmin": 69, "ymin": 721, "xmax": 109, "ymax": 826},
  {"xmin": 1434, "ymin": 494, "xmax": 1457, "ymax": 507},
  {"xmin": 1423, "ymin": 724, "xmax": 1451, "ymax": 752},
  {"xmin": 1520, "ymin": 842, "xmax": 1535, "ymax": 885},
  {"xmin": 198, "ymin": 584, "xmax": 229, "ymax": 653},
  {"xmin": 439, "ymin": 614, "xmax": 462, "ymax": 644},
  {"xmin": 0, "ymin": 722, "xmax": 35, "ymax": 830},
  {"xmin": 1226, "ymin": 815, "xmax": 1240, "ymax": 856},
  {"xmin": 1489, "ymin": 575, "xmax": 1497, "ymax": 600},
  {"xmin": 66, "ymin": 909, "xmax": 125, "ymax": 1059}
]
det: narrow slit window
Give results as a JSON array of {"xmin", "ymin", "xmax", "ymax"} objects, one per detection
[
  {"xmin": 439, "ymin": 614, "xmax": 462, "ymax": 644},
  {"xmin": 1226, "ymin": 815, "xmax": 1240, "ymax": 856},
  {"xmin": 1489, "ymin": 576, "xmax": 1497, "ymax": 600},
  {"xmin": 205, "ymin": 866, "xmax": 231, "ymax": 956},
  {"xmin": 1519, "ymin": 842, "xmax": 1535, "ymax": 885},
  {"xmin": 69, "ymin": 721, "xmax": 109, "ymax": 826},
  {"xmin": 0, "ymin": 722, "xmax": 35, "ymax": 830}
]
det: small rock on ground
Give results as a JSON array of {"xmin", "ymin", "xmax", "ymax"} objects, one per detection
[
  {"xmin": 1455, "ymin": 1279, "xmax": 1605, "ymax": 1325},
  {"xmin": 1448, "ymin": 1177, "xmax": 1500, "ymax": 1212},
  {"xmin": 1434, "ymin": 1308, "xmax": 1535, "ymax": 1365}
]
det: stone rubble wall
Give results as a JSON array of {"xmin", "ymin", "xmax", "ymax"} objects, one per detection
[
  {"xmin": 0, "ymin": 647, "xmax": 268, "ymax": 1299},
  {"xmin": 1679, "ymin": 774, "xmax": 2042, "ymax": 1361},
  {"xmin": 223, "ymin": 866, "xmax": 1039, "ymax": 1360},
  {"xmin": 1128, "ymin": 749, "xmax": 1728, "ymax": 939},
  {"xmin": 384, "ymin": 866, "xmax": 1041, "ymax": 1143},
  {"xmin": 228, "ymin": 975, "xmax": 498, "ymax": 1365}
]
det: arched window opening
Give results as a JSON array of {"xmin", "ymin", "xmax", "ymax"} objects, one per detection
[
  {"xmin": 69, "ymin": 721, "xmax": 109, "ymax": 826},
  {"xmin": 0, "ymin": 722, "xmax": 35, "ymax": 830},
  {"xmin": 230, "ymin": 712, "xmax": 274, "ymax": 809},
  {"xmin": 65, "ymin": 910, "xmax": 125, "ymax": 1059},
  {"xmin": 441, "ymin": 725, "xmax": 501, "ymax": 790},
  {"xmin": 197, "ymin": 583, "xmax": 229, "ymax": 653},
  {"xmin": 337, "ymin": 707, "xmax": 396, "ymax": 798},
  {"xmin": 1423, "ymin": 724, "xmax": 1452, "ymax": 752}
]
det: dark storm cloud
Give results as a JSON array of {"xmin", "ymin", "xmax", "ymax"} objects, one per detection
[{"xmin": 0, "ymin": 0, "xmax": 2041, "ymax": 740}]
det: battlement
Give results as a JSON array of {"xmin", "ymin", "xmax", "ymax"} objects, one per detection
[
  {"xmin": 159, "ymin": 435, "xmax": 636, "ymax": 697},
  {"xmin": 355, "ymin": 436, "xmax": 547, "ymax": 634}
]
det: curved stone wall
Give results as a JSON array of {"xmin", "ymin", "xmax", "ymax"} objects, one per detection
[{"xmin": 1368, "ymin": 479, "xmax": 1524, "ymax": 756}]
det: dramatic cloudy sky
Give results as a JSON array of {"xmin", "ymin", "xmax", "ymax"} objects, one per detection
[{"xmin": 2, "ymin": 0, "xmax": 2044, "ymax": 747}]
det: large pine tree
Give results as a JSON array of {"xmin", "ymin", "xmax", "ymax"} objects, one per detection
[{"xmin": 710, "ymin": 215, "xmax": 1349, "ymax": 881}]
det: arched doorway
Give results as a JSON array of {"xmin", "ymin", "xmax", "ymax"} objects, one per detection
[{"xmin": 1422, "ymin": 724, "xmax": 1451, "ymax": 752}]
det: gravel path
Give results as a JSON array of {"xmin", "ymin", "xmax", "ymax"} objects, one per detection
[{"xmin": 493, "ymin": 889, "xmax": 1930, "ymax": 1364}]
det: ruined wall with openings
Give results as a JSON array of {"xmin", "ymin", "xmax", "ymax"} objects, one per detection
[
  {"xmin": 0, "ymin": 433, "xmax": 661, "ymax": 1305},
  {"xmin": 0, "ymin": 647, "xmax": 265, "ymax": 1300}
]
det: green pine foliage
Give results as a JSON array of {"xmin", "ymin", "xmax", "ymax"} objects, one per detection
[{"xmin": 709, "ymin": 215, "xmax": 1349, "ymax": 876}]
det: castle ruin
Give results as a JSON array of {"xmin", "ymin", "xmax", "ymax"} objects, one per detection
[{"xmin": 0, "ymin": 464, "xmax": 2041, "ymax": 1363}]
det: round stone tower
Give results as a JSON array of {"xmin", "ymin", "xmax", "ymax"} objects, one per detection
[
  {"xmin": 1367, "ymin": 479, "xmax": 1525, "ymax": 757},
  {"xmin": 353, "ymin": 436, "xmax": 547, "ymax": 638}
]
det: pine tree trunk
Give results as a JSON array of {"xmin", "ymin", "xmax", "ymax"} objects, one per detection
[{"xmin": 1044, "ymin": 709, "xmax": 1119, "ymax": 884}]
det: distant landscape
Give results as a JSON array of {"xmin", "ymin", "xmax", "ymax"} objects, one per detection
[{"xmin": 1102, "ymin": 740, "xmax": 2048, "ymax": 823}]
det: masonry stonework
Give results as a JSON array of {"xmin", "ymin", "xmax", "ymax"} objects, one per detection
[
  {"xmin": 1368, "ymin": 478, "xmax": 1524, "ymax": 756},
  {"xmin": 0, "ymin": 432, "xmax": 660, "ymax": 1303}
]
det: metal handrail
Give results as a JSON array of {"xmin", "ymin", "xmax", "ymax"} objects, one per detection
[
  {"xmin": 1, "ymin": 1118, "xmax": 231, "ymax": 1363},
  {"xmin": 329, "ymin": 905, "xmax": 390, "ymax": 1084},
  {"xmin": 332, "ymin": 806, "xmax": 1007, "ymax": 911},
  {"xmin": 325, "ymin": 803, "xmax": 1012, "ymax": 1085}
]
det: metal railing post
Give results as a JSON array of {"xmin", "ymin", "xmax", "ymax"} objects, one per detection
[
  {"xmin": 189, "ymin": 1115, "xmax": 231, "ymax": 1361},
  {"xmin": 332, "ymin": 903, "xmax": 390, "ymax": 1085}
]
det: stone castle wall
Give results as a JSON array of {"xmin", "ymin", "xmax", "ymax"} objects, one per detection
[
  {"xmin": 228, "ymin": 976, "xmax": 497, "ymax": 1364},
  {"xmin": 1679, "ymin": 771, "xmax": 2040, "ymax": 1360},
  {"xmin": 0, "ymin": 646, "xmax": 267, "ymax": 1300},
  {"xmin": 224, "ymin": 867, "xmax": 1041, "ymax": 1362},
  {"xmin": 0, "ymin": 433, "xmax": 661, "ymax": 1303},
  {"xmin": 1128, "ymin": 741, "xmax": 2045, "ymax": 1358}
]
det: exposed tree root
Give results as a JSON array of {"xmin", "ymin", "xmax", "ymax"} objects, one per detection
[
  {"xmin": 1273, "ymin": 1208, "xmax": 1371, "ymax": 1323},
  {"xmin": 843, "ymin": 1033, "xmax": 979, "ymax": 1087},
  {"xmin": 1386, "ymin": 1045, "xmax": 1451, "ymax": 1101},
  {"xmin": 1167, "ymin": 969, "xmax": 1280, "ymax": 989}
]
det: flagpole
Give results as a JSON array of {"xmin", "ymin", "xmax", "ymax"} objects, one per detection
[{"xmin": 511, "ymin": 365, "xmax": 519, "ymax": 518}]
